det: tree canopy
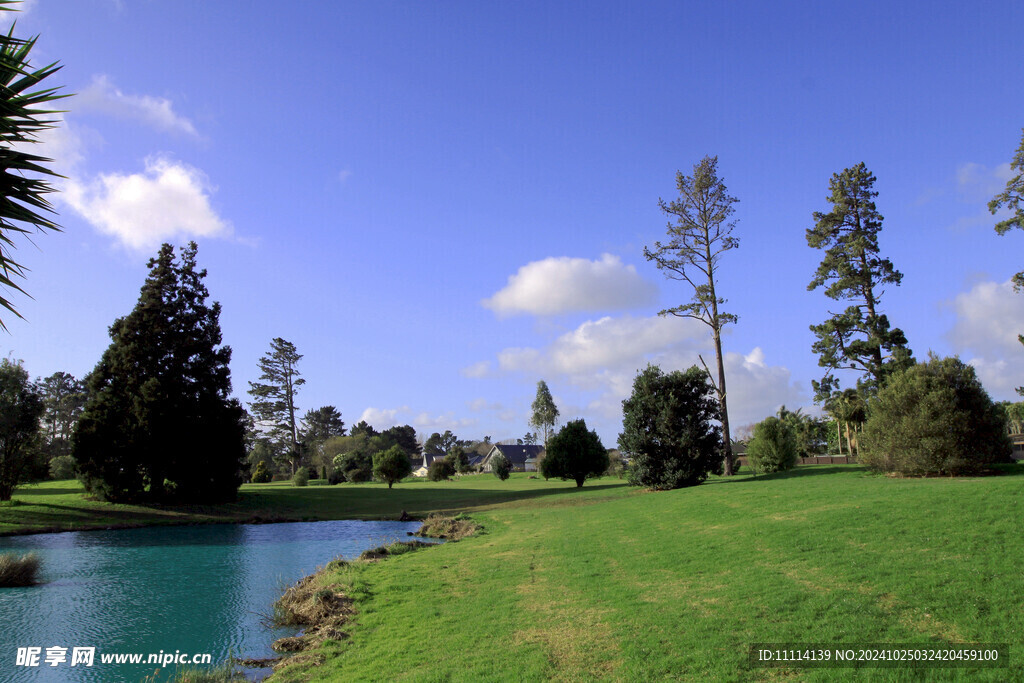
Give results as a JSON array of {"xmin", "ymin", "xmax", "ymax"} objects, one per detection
[
  {"xmin": 0, "ymin": 358, "xmax": 43, "ymax": 500},
  {"xmin": 73, "ymin": 243, "xmax": 246, "ymax": 503},
  {"xmin": 248, "ymin": 338, "xmax": 305, "ymax": 474},
  {"xmin": 372, "ymin": 444, "xmax": 412, "ymax": 489},
  {"xmin": 644, "ymin": 156, "xmax": 738, "ymax": 475},
  {"xmin": 529, "ymin": 380, "xmax": 559, "ymax": 447},
  {"xmin": 540, "ymin": 418, "xmax": 609, "ymax": 487},
  {"xmin": 618, "ymin": 364, "xmax": 722, "ymax": 490},
  {"xmin": 807, "ymin": 163, "xmax": 913, "ymax": 400}
]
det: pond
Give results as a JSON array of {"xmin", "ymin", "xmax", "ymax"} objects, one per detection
[{"xmin": 0, "ymin": 519, "xmax": 426, "ymax": 681}]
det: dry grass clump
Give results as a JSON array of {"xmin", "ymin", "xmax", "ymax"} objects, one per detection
[
  {"xmin": 0, "ymin": 552, "xmax": 40, "ymax": 587},
  {"xmin": 358, "ymin": 539, "xmax": 434, "ymax": 561},
  {"xmin": 416, "ymin": 514, "xmax": 480, "ymax": 541}
]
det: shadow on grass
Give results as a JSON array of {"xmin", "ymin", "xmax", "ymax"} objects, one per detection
[
  {"xmin": 233, "ymin": 479, "xmax": 634, "ymax": 517},
  {"xmin": 708, "ymin": 465, "xmax": 864, "ymax": 484},
  {"xmin": 9, "ymin": 487, "xmax": 85, "ymax": 497}
]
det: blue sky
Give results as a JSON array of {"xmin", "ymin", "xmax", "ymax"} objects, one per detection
[{"xmin": 4, "ymin": 0, "xmax": 1024, "ymax": 445}]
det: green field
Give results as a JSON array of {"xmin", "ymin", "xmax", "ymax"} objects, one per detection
[
  {"xmin": 0, "ymin": 475, "xmax": 633, "ymax": 536},
  {"xmin": 4, "ymin": 467, "xmax": 1023, "ymax": 681},
  {"xmin": 262, "ymin": 466, "xmax": 1024, "ymax": 682}
]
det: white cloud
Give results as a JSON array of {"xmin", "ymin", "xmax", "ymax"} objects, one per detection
[
  {"xmin": 946, "ymin": 161, "xmax": 1014, "ymax": 232},
  {"xmin": 467, "ymin": 398, "xmax": 503, "ymax": 412},
  {"xmin": 957, "ymin": 161, "xmax": 1013, "ymax": 203},
  {"xmin": 488, "ymin": 313, "xmax": 804, "ymax": 431},
  {"xmin": 461, "ymin": 360, "xmax": 491, "ymax": 378},
  {"xmin": 63, "ymin": 156, "xmax": 232, "ymax": 251},
  {"xmin": 78, "ymin": 75, "xmax": 198, "ymax": 137},
  {"xmin": 358, "ymin": 407, "xmax": 402, "ymax": 430},
  {"xmin": 948, "ymin": 279, "xmax": 1024, "ymax": 357},
  {"xmin": 482, "ymin": 253, "xmax": 658, "ymax": 316},
  {"xmin": 412, "ymin": 411, "xmax": 478, "ymax": 435},
  {"xmin": 497, "ymin": 315, "xmax": 706, "ymax": 379},
  {"xmin": 947, "ymin": 279, "xmax": 1024, "ymax": 396}
]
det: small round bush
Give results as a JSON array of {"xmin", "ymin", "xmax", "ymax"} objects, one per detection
[
  {"xmin": 49, "ymin": 455, "xmax": 76, "ymax": 480},
  {"xmin": 490, "ymin": 453, "xmax": 512, "ymax": 481},
  {"xmin": 427, "ymin": 458, "xmax": 455, "ymax": 481},
  {"xmin": 251, "ymin": 460, "xmax": 272, "ymax": 483},
  {"xmin": 860, "ymin": 356, "xmax": 1012, "ymax": 476},
  {"xmin": 746, "ymin": 416, "xmax": 798, "ymax": 474},
  {"xmin": 292, "ymin": 468, "xmax": 309, "ymax": 487}
]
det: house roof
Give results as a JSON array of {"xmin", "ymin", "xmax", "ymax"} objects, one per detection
[
  {"xmin": 422, "ymin": 452, "xmax": 447, "ymax": 466},
  {"xmin": 485, "ymin": 444, "xmax": 544, "ymax": 466}
]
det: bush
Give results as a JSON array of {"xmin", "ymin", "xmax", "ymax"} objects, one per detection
[
  {"xmin": 746, "ymin": 417, "xmax": 798, "ymax": 474},
  {"xmin": 448, "ymin": 446, "xmax": 470, "ymax": 474},
  {"xmin": 618, "ymin": 364, "xmax": 722, "ymax": 490},
  {"xmin": 327, "ymin": 467, "xmax": 345, "ymax": 485},
  {"xmin": 0, "ymin": 552, "xmax": 40, "ymax": 587},
  {"xmin": 427, "ymin": 458, "xmax": 455, "ymax": 481},
  {"xmin": 490, "ymin": 452, "xmax": 512, "ymax": 481},
  {"xmin": 48, "ymin": 455, "xmax": 76, "ymax": 480},
  {"xmin": 541, "ymin": 418, "xmax": 609, "ymax": 487},
  {"xmin": 292, "ymin": 468, "xmax": 309, "ymax": 487},
  {"xmin": 251, "ymin": 460, "xmax": 272, "ymax": 483},
  {"xmin": 372, "ymin": 445, "xmax": 413, "ymax": 488},
  {"xmin": 860, "ymin": 356, "xmax": 1012, "ymax": 476}
]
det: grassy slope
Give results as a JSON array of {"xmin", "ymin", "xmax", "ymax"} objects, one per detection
[
  {"xmin": 268, "ymin": 466, "xmax": 1024, "ymax": 682},
  {"xmin": 0, "ymin": 476, "xmax": 636, "ymax": 535}
]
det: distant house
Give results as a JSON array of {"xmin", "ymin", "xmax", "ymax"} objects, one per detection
[
  {"xmin": 413, "ymin": 452, "xmax": 447, "ymax": 477},
  {"xmin": 481, "ymin": 444, "xmax": 544, "ymax": 473},
  {"xmin": 1011, "ymin": 434, "xmax": 1024, "ymax": 461}
]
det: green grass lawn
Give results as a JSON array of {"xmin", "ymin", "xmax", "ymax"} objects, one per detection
[
  {"xmin": 0, "ymin": 474, "xmax": 637, "ymax": 536},
  {"xmin": 262, "ymin": 465, "xmax": 1024, "ymax": 682},
  {"xmin": 5, "ymin": 467, "xmax": 1023, "ymax": 681}
]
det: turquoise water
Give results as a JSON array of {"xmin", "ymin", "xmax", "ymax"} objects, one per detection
[{"xmin": 0, "ymin": 520, "xmax": 425, "ymax": 681}]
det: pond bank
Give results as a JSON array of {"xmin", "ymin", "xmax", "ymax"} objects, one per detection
[{"xmin": 259, "ymin": 515, "xmax": 481, "ymax": 680}]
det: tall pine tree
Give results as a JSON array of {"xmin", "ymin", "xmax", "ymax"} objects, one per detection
[
  {"xmin": 248, "ymin": 338, "xmax": 304, "ymax": 474},
  {"xmin": 807, "ymin": 163, "xmax": 913, "ymax": 401},
  {"xmin": 73, "ymin": 243, "xmax": 245, "ymax": 503}
]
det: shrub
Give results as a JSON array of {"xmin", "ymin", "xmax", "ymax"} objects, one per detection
[
  {"xmin": 251, "ymin": 460, "xmax": 272, "ymax": 483},
  {"xmin": 746, "ymin": 416, "xmax": 798, "ymax": 474},
  {"xmin": 618, "ymin": 364, "xmax": 722, "ymax": 490},
  {"xmin": 292, "ymin": 468, "xmax": 309, "ymax": 487},
  {"xmin": 448, "ymin": 446, "xmax": 470, "ymax": 474},
  {"xmin": 490, "ymin": 452, "xmax": 512, "ymax": 481},
  {"xmin": 541, "ymin": 418, "xmax": 609, "ymax": 487},
  {"xmin": 427, "ymin": 458, "xmax": 455, "ymax": 481},
  {"xmin": 860, "ymin": 356, "xmax": 1012, "ymax": 476},
  {"xmin": 49, "ymin": 455, "xmax": 76, "ymax": 480},
  {"xmin": 327, "ymin": 467, "xmax": 345, "ymax": 485},
  {"xmin": 372, "ymin": 445, "xmax": 412, "ymax": 489},
  {"xmin": 0, "ymin": 552, "xmax": 40, "ymax": 587}
]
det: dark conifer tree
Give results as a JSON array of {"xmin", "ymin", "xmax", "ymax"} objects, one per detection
[{"xmin": 73, "ymin": 242, "xmax": 245, "ymax": 503}]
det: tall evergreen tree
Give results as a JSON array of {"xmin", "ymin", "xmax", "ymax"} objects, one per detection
[
  {"xmin": 36, "ymin": 371, "xmax": 86, "ymax": 460},
  {"xmin": 529, "ymin": 380, "xmax": 559, "ymax": 448},
  {"xmin": 807, "ymin": 163, "xmax": 913, "ymax": 401},
  {"xmin": 73, "ymin": 242, "xmax": 245, "ymax": 503},
  {"xmin": 644, "ymin": 156, "xmax": 738, "ymax": 475},
  {"xmin": 248, "ymin": 338, "xmax": 304, "ymax": 474}
]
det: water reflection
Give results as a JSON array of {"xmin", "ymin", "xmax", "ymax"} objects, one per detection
[{"xmin": 0, "ymin": 520, "xmax": 424, "ymax": 681}]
